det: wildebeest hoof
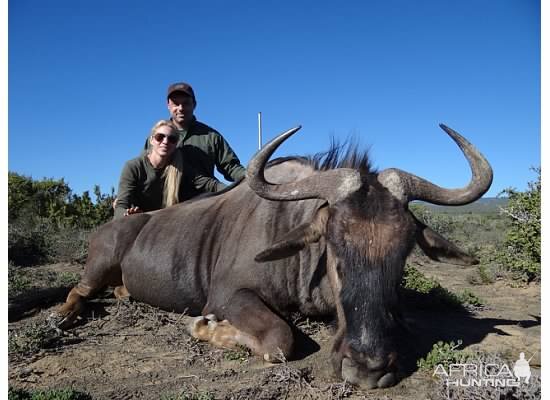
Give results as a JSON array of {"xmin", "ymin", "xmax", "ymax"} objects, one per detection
[
  {"xmin": 204, "ymin": 313, "xmax": 218, "ymax": 322},
  {"xmin": 189, "ymin": 315, "xmax": 219, "ymax": 338},
  {"xmin": 189, "ymin": 315, "xmax": 207, "ymax": 331},
  {"xmin": 47, "ymin": 311, "xmax": 75, "ymax": 331}
]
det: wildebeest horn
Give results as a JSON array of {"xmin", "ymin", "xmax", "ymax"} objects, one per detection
[
  {"xmin": 247, "ymin": 126, "xmax": 362, "ymax": 204},
  {"xmin": 377, "ymin": 124, "xmax": 493, "ymax": 205}
]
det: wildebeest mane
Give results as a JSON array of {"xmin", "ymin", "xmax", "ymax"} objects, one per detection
[
  {"xmin": 267, "ymin": 137, "xmax": 375, "ymax": 174},
  {"xmin": 189, "ymin": 139, "xmax": 374, "ymax": 205}
]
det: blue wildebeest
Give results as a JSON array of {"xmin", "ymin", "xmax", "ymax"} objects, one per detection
[{"xmin": 53, "ymin": 124, "xmax": 492, "ymax": 389}]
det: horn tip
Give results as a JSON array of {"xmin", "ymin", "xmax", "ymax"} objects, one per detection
[{"xmin": 286, "ymin": 125, "xmax": 302, "ymax": 136}]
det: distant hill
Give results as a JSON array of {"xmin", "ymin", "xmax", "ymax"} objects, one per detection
[{"xmin": 416, "ymin": 197, "xmax": 509, "ymax": 214}]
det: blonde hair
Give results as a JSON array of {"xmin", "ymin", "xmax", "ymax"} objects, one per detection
[{"xmin": 149, "ymin": 120, "xmax": 183, "ymax": 208}]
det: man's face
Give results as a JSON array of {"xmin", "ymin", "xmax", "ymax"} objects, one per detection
[{"xmin": 167, "ymin": 93, "xmax": 196, "ymax": 127}]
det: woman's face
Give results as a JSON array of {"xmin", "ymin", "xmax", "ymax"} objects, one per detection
[{"xmin": 150, "ymin": 125, "xmax": 178, "ymax": 158}]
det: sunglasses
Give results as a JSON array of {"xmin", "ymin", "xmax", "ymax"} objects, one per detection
[{"xmin": 153, "ymin": 133, "xmax": 178, "ymax": 145}]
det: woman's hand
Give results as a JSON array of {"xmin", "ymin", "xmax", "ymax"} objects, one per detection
[{"xmin": 124, "ymin": 206, "xmax": 143, "ymax": 216}]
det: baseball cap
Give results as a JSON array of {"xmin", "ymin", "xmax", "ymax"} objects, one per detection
[{"xmin": 167, "ymin": 82, "xmax": 196, "ymax": 103}]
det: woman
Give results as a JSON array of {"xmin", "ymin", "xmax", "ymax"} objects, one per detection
[{"xmin": 114, "ymin": 120, "xmax": 223, "ymax": 218}]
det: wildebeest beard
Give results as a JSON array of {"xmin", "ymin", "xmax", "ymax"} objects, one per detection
[
  {"xmin": 334, "ymin": 205, "xmax": 416, "ymax": 358},
  {"xmin": 338, "ymin": 245, "xmax": 407, "ymax": 356}
]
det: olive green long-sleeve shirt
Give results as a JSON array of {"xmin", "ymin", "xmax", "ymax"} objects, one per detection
[
  {"xmin": 114, "ymin": 152, "xmax": 224, "ymax": 219},
  {"xmin": 144, "ymin": 117, "xmax": 246, "ymax": 182}
]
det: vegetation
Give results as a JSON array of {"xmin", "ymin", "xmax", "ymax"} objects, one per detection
[
  {"xmin": 411, "ymin": 169, "xmax": 541, "ymax": 285},
  {"xmin": 417, "ymin": 340, "xmax": 470, "ymax": 371},
  {"xmin": 8, "ymin": 262, "xmax": 33, "ymax": 295},
  {"xmin": 456, "ymin": 289, "xmax": 484, "ymax": 308},
  {"xmin": 8, "ymin": 322, "xmax": 60, "ymax": 355},
  {"xmin": 401, "ymin": 265, "xmax": 484, "ymax": 309},
  {"xmin": 8, "ymin": 263, "xmax": 80, "ymax": 298},
  {"xmin": 494, "ymin": 168, "xmax": 541, "ymax": 282},
  {"xmin": 409, "ymin": 203, "xmax": 508, "ymax": 261},
  {"xmin": 8, "ymin": 172, "xmax": 114, "ymax": 266},
  {"xmin": 8, "ymin": 387, "xmax": 92, "ymax": 400},
  {"xmin": 223, "ymin": 345, "xmax": 252, "ymax": 363}
]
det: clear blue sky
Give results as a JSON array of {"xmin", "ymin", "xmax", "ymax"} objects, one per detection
[{"xmin": 8, "ymin": 0, "xmax": 540, "ymax": 198}]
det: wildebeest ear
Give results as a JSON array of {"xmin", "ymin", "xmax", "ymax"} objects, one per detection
[
  {"xmin": 414, "ymin": 217, "xmax": 479, "ymax": 266},
  {"xmin": 255, "ymin": 206, "xmax": 329, "ymax": 262}
]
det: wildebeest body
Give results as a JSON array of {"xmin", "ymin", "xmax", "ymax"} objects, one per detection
[
  {"xmin": 54, "ymin": 124, "xmax": 493, "ymax": 389},
  {"xmin": 108, "ymin": 161, "xmax": 333, "ymax": 317}
]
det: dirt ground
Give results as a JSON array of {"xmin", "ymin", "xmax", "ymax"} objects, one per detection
[{"xmin": 8, "ymin": 259, "xmax": 541, "ymax": 400}]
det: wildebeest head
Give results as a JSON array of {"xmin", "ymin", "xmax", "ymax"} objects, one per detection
[{"xmin": 247, "ymin": 124, "xmax": 493, "ymax": 389}]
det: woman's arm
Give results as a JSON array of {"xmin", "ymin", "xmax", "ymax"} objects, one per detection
[{"xmin": 114, "ymin": 160, "xmax": 141, "ymax": 218}]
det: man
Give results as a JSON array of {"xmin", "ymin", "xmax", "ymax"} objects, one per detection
[{"xmin": 144, "ymin": 82, "xmax": 246, "ymax": 191}]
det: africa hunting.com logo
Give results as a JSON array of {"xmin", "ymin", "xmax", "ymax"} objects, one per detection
[{"xmin": 433, "ymin": 352, "xmax": 534, "ymax": 388}]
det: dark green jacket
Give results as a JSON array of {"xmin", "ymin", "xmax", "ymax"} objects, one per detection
[
  {"xmin": 144, "ymin": 117, "xmax": 246, "ymax": 182},
  {"xmin": 114, "ymin": 152, "xmax": 223, "ymax": 219}
]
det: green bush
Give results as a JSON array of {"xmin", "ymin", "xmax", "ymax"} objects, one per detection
[
  {"xmin": 417, "ymin": 340, "xmax": 470, "ymax": 371},
  {"xmin": 8, "ymin": 387, "xmax": 91, "ymax": 400},
  {"xmin": 410, "ymin": 204, "xmax": 509, "ymax": 262},
  {"xmin": 456, "ymin": 289, "xmax": 483, "ymax": 308},
  {"xmin": 409, "ymin": 204, "xmax": 454, "ymax": 237},
  {"xmin": 8, "ymin": 172, "xmax": 114, "ymax": 266},
  {"xmin": 495, "ymin": 168, "xmax": 540, "ymax": 282},
  {"xmin": 8, "ymin": 219, "xmax": 56, "ymax": 266},
  {"xmin": 8, "ymin": 322, "xmax": 60, "ymax": 355},
  {"xmin": 223, "ymin": 345, "xmax": 252, "ymax": 362},
  {"xmin": 401, "ymin": 265, "xmax": 483, "ymax": 309},
  {"xmin": 9, "ymin": 172, "xmax": 115, "ymax": 229}
]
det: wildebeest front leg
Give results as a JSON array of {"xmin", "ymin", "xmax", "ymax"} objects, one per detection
[
  {"xmin": 52, "ymin": 283, "xmax": 95, "ymax": 329},
  {"xmin": 197, "ymin": 289, "xmax": 294, "ymax": 362}
]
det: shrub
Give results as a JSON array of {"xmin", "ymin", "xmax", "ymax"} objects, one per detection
[
  {"xmin": 45, "ymin": 227, "xmax": 91, "ymax": 264},
  {"xmin": 409, "ymin": 204, "xmax": 454, "ymax": 237},
  {"xmin": 8, "ymin": 387, "xmax": 91, "ymax": 400},
  {"xmin": 401, "ymin": 265, "xmax": 483, "ymax": 309},
  {"xmin": 8, "ymin": 322, "xmax": 60, "ymax": 355},
  {"xmin": 456, "ymin": 289, "xmax": 483, "ymax": 308},
  {"xmin": 8, "ymin": 266, "xmax": 82, "ymax": 300},
  {"xmin": 8, "ymin": 262, "xmax": 32, "ymax": 296},
  {"xmin": 495, "ymin": 168, "xmax": 540, "ymax": 282},
  {"xmin": 8, "ymin": 172, "xmax": 114, "ymax": 266},
  {"xmin": 417, "ymin": 340, "xmax": 469, "ymax": 371},
  {"xmin": 223, "ymin": 345, "xmax": 252, "ymax": 362},
  {"xmin": 8, "ymin": 219, "xmax": 54, "ymax": 266}
]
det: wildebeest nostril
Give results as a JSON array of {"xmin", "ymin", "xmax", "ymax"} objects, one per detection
[
  {"xmin": 365, "ymin": 355, "xmax": 386, "ymax": 370},
  {"xmin": 377, "ymin": 371, "xmax": 396, "ymax": 388},
  {"xmin": 341, "ymin": 357, "xmax": 360, "ymax": 385},
  {"xmin": 341, "ymin": 356, "xmax": 395, "ymax": 389},
  {"xmin": 365, "ymin": 370, "xmax": 385, "ymax": 389}
]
